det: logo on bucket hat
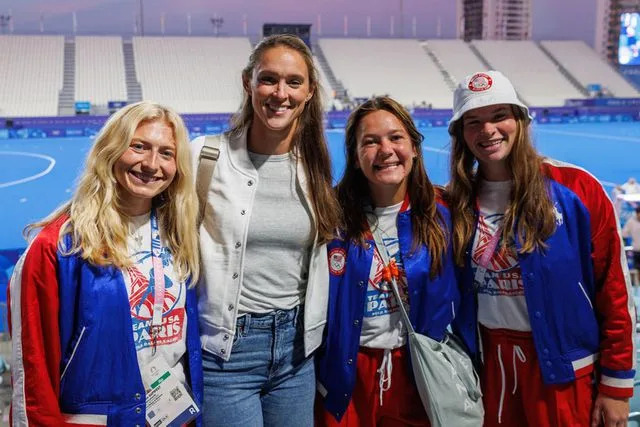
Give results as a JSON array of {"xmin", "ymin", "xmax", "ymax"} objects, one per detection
[
  {"xmin": 468, "ymin": 73, "xmax": 493, "ymax": 92},
  {"xmin": 448, "ymin": 70, "xmax": 532, "ymax": 134}
]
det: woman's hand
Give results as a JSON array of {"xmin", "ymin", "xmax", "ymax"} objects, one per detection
[{"xmin": 591, "ymin": 393, "xmax": 629, "ymax": 426}]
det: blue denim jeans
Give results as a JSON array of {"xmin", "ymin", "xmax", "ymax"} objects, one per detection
[{"xmin": 201, "ymin": 305, "xmax": 315, "ymax": 426}]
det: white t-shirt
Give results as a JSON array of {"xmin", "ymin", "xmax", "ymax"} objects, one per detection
[
  {"xmin": 472, "ymin": 180, "xmax": 531, "ymax": 331},
  {"xmin": 122, "ymin": 213, "xmax": 188, "ymax": 383},
  {"xmin": 239, "ymin": 151, "xmax": 312, "ymax": 314},
  {"xmin": 359, "ymin": 202, "xmax": 408, "ymax": 349}
]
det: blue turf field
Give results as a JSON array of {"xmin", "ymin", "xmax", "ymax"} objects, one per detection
[{"xmin": 1, "ymin": 121, "xmax": 640, "ymax": 251}]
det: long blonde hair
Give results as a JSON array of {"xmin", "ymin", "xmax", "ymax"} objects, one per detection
[
  {"xmin": 447, "ymin": 106, "xmax": 556, "ymax": 266},
  {"xmin": 25, "ymin": 101, "xmax": 200, "ymax": 283},
  {"xmin": 229, "ymin": 34, "xmax": 340, "ymax": 244}
]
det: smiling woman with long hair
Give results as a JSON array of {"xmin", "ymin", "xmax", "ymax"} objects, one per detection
[
  {"xmin": 447, "ymin": 70, "xmax": 635, "ymax": 426},
  {"xmin": 192, "ymin": 34, "xmax": 340, "ymax": 426},
  {"xmin": 315, "ymin": 97, "xmax": 463, "ymax": 426},
  {"xmin": 9, "ymin": 101, "xmax": 203, "ymax": 426}
]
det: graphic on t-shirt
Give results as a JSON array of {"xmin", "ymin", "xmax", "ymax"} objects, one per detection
[
  {"xmin": 365, "ymin": 236, "xmax": 408, "ymax": 317},
  {"xmin": 472, "ymin": 214, "xmax": 523, "ymax": 296},
  {"xmin": 126, "ymin": 248, "xmax": 185, "ymax": 350}
]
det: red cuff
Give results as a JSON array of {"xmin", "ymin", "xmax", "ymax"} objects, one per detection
[{"xmin": 598, "ymin": 383, "xmax": 634, "ymax": 399}]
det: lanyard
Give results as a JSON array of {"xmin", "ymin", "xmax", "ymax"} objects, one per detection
[
  {"xmin": 367, "ymin": 217, "xmax": 415, "ymax": 336},
  {"xmin": 150, "ymin": 209, "xmax": 165, "ymax": 353}
]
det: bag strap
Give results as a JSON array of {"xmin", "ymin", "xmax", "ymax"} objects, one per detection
[
  {"xmin": 196, "ymin": 134, "xmax": 223, "ymax": 222},
  {"xmin": 367, "ymin": 216, "xmax": 416, "ymax": 336}
]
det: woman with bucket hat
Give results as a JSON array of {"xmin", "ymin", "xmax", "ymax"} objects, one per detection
[{"xmin": 447, "ymin": 70, "xmax": 635, "ymax": 426}]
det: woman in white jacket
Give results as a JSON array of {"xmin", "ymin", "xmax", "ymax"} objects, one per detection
[{"xmin": 191, "ymin": 34, "xmax": 340, "ymax": 426}]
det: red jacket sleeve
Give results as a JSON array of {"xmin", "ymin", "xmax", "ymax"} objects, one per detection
[
  {"xmin": 588, "ymin": 179, "xmax": 636, "ymax": 398},
  {"xmin": 9, "ymin": 222, "xmax": 67, "ymax": 425},
  {"xmin": 544, "ymin": 161, "xmax": 635, "ymax": 398}
]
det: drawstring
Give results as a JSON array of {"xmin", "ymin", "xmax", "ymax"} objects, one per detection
[
  {"xmin": 377, "ymin": 349, "xmax": 393, "ymax": 406},
  {"xmin": 512, "ymin": 345, "xmax": 526, "ymax": 394},
  {"xmin": 497, "ymin": 344, "xmax": 506, "ymax": 424},
  {"xmin": 496, "ymin": 343, "xmax": 528, "ymax": 424}
]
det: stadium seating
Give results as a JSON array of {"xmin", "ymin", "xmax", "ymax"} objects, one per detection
[
  {"xmin": 132, "ymin": 36, "xmax": 252, "ymax": 113},
  {"xmin": 540, "ymin": 40, "xmax": 640, "ymax": 97},
  {"xmin": 471, "ymin": 40, "xmax": 585, "ymax": 107},
  {"xmin": 313, "ymin": 56, "xmax": 338, "ymax": 110},
  {"xmin": 2, "ymin": 35, "xmax": 639, "ymax": 118},
  {"xmin": 75, "ymin": 36, "xmax": 128, "ymax": 106},
  {"xmin": 318, "ymin": 38, "xmax": 452, "ymax": 108},
  {"xmin": 0, "ymin": 35, "xmax": 64, "ymax": 117},
  {"xmin": 423, "ymin": 39, "xmax": 489, "ymax": 86}
]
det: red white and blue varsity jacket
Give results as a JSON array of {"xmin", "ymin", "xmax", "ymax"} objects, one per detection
[
  {"xmin": 455, "ymin": 159, "xmax": 636, "ymax": 398},
  {"xmin": 8, "ymin": 215, "xmax": 203, "ymax": 426},
  {"xmin": 315, "ymin": 199, "xmax": 467, "ymax": 421}
]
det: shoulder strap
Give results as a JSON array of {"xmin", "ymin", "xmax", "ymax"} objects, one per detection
[
  {"xmin": 367, "ymin": 216, "xmax": 416, "ymax": 335},
  {"xmin": 196, "ymin": 134, "xmax": 223, "ymax": 222}
]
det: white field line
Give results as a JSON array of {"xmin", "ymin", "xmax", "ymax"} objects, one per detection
[
  {"xmin": 0, "ymin": 151, "xmax": 56, "ymax": 188},
  {"xmin": 534, "ymin": 128, "xmax": 640, "ymax": 143},
  {"xmin": 423, "ymin": 146, "xmax": 450, "ymax": 154}
]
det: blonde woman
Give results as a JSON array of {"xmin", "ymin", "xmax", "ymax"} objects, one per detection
[
  {"xmin": 9, "ymin": 101, "xmax": 203, "ymax": 426},
  {"xmin": 447, "ymin": 71, "xmax": 634, "ymax": 426}
]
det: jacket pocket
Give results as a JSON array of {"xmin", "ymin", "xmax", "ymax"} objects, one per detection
[
  {"xmin": 61, "ymin": 326, "xmax": 86, "ymax": 381},
  {"xmin": 577, "ymin": 281, "xmax": 593, "ymax": 309}
]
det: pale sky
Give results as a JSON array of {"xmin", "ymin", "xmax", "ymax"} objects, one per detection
[{"xmin": 0, "ymin": 0, "xmax": 599, "ymax": 46}]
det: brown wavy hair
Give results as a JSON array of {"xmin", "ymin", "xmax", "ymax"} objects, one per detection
[
  {"xmin": 337, "ymin": 96, "xmax": 447, "ymax": 277},
  {"xmin": 228, "ymin": 34, "xmax": 339, "ymax": 243},
  {"xmin": 447, "ymin": 105, "xmax": 556, "ymax": 266}
]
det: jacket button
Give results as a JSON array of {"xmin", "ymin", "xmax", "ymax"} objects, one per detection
[
  {"xmin": 546, "ymin": 361, "xmax": 552, "ymax": 367},
  {"xmin": 228, "ymin": 304, "xmax": 234, "ymax": 311},
  {"xmin": 135, "ymin": 407, "xmax": 142, "ymax": 414},
  {"xmin": 534, "ymin": 311, "xmax": 542, "ymax": 319},
  {"xmin": 235, "ymin": 242, "xmax": 241, "ymax": 249},
  {"xmin": 221, "ymin": 348, "xmax": 226, "ymax": 354},
  {"xmin": 344, "ymin": 393, "xmax": 348, "ymax": 398},
  {"xmin": 358, "ymin": 281, "xmax": 364, "ymax": 287},
  {"xmin": 223, "ymin": 334, "xmax": 229, "ymax": 341},
  {"xmin": 543, "ymin": 348, "xmax": 549, "ymax": 355},
  {"xmin": 549, "ymin": 374, "xmax": 556, "ymax": 380},
  {"xmin": 135, "ymin": 393, "xmax": 141, "ymax": 400},
  {"xmin": 248, "ymin": 180, "xmax": 254, "ymax": 186},
  {"xmin": 241, "ymin": 209, "xmax": 246, "ymax": 215},
  {"xmin": 365, "ymin": 243, "xmax": 371, "ymax": 250},
  {"xmin": 353, "ymin": 320, "xmax": 359, "ymax": 326},
  {"xmin": 233, "ymin": 273, "xmax": 239, "ymax": 279},
  {"xmin": 347, "ymin": 358, "xmax": 353, "ymax": 365}
]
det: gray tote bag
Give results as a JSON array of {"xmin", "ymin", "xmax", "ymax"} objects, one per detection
[{"xmin": 370, "ymin": 223, "xmax": 484, "ymax": 427}]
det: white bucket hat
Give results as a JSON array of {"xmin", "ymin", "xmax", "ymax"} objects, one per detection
[{"xmin": 447, "ymin": 70, "xmax": 531, "ymax": 135}]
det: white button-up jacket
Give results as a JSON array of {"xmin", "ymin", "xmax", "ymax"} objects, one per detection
[{"xmin": 191, "ymin": 129, "xmax": 329, "ymax": 361}]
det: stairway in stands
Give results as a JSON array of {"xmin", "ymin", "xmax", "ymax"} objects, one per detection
[
  {"xmin": 537, "ymin": 42, "xmax": 589, "ymax": 97},
  {"xmin": 421, "ymin": 42, "xmax": 457, "ymax": 91},
  {"xmin": 312, "ymin": 43, "xmax": 349, "ymax": 104},
  {"xmin": 57, "ymin": 37, "xmax": 75, "ymax": 116},
  {"xmin": 122, "ymin": 39, "xmax": 143, "ymax": 104}
]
